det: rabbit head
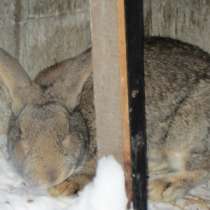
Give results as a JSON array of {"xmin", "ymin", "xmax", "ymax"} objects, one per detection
[{"xmin": 0, "ymin": 48, "xmax": 92, "ymax": 188}]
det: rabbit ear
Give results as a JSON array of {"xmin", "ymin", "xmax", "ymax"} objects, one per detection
[
  {"xmin": 35, "ymin": 49, "xmax": 92, "ymax": 112},
  {"xmin": 0, "ymin": 49, "xmax": 41, "ymax": 114}
]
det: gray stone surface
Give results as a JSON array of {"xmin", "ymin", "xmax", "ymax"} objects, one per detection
[
  {"xmin": 20, "ymin": 0, "xmax": 89, "ymax": 19},
  {"xmin": 0, "ymin": 1, "xmax": 16, "ymax": 57},
  {"xmin": 0, "ymin": 26, "xmax": 17, "ymax": 57},
  {"xmin": 19, "ymin": 11, "xmax": 91, "ymax": 79},
  {"xmin": 0, "ymin": 1, "xmax": 15, "ymax": 25},
  {"xmin": 144, "ymin": 0, "xmax": 210, "ymax": 54},
  {"xmin": 0, "ymin": 0, "xmax": 91, "ymax": 79}
]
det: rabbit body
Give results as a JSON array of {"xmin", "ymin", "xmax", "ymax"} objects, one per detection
[
  {"xmin": 35, "ymin": 37, "xmax": 210, "ymax": 200},
  {"xmin": 1, "ymin": 37, "xmax": 210, "ymax": 201},
  {"xmin": 145, "ymin": 38, "xmax": 210, "ymax": 202}
]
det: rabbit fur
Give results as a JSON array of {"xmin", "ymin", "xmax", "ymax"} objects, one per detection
[
  {"xmin": 24, "ymin": 37, "xmax": 210, "ymax": 201},
  {"xmin": 145, "ymin": 37, "xmax": 210, "ymax": 202},
  {"xmin": 0, "ymin": 37, "xmax": 210, "ymax": 201},
  {"xmin": 0, "ymin": 48, "xmax": 96, "ymax": 196}
]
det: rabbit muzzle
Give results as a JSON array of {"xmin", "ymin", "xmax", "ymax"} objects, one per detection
[{"xmin": 7, "ymin": 102, "xmax": 88, "ymax": 188}]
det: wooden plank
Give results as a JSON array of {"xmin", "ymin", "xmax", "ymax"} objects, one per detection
[
  {"xmin": 117, "ymin": 0, "xmax": 133, "ymax": 205},
  {"xmin": 90, "ymin": 0, "xmax": 133, "ymax": 204},
  {"xmin": 91, "ymin": 0, "xmax": 124, "ymax": 162}
]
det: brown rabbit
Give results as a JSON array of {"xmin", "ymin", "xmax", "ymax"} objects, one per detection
[
  {"xmin": 0, "ymin": 48, "xmax": 96, "ymax": 196},
  {"xmin": 145, "ymin": 37, "xmax": 210, "ymax": 202},
  {"xmin": 33, "ymin": 37, "xmax": 210, "ymax": 201},
  {"xmin": 1, "ymin": 36, "xmax": 210, "ymax": 202}
]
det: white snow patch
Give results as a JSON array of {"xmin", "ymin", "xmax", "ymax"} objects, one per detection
[{"xmin": 0, "ymin": 135, "xmax": 128, "ymax": 210}]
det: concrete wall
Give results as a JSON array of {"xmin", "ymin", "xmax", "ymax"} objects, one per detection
[
  {"xmin": 144, "ymin": 0, "xmax": 210, "ymax": 54},
  {"xmin": 0, "ymin": 0, "xmax": 91, "ymax": 79}
]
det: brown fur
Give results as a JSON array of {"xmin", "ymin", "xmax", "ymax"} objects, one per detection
[
  {"xmin": 145, "ymin": 38, "xmax": 210, "ymax": 201},
  {"xmin": 35, "ymin": 38, "xmax": 210, "ymax": 200},
  {"xmin": 0, "ymin": 48, "xmax": 95, "ymax": 195},
  {"xmin": 1, "ymin": 37, "xmax": 210, "ymax": 201}
]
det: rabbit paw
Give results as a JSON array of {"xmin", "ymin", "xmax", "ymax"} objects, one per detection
[
  {"xmin": 149, "ymin": 178, "xmax": 188, "ymax": 202},
  {"xmin": 48, "ymin": 180, "xmax": 80, "ymax": 197}
]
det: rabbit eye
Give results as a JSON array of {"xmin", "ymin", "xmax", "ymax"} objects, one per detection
[{"xmin": 55, "ymin": 135, "xmax": 65, "ymax": 153}]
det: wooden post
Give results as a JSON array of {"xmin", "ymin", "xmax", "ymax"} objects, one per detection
[
  {"xmin": 118, "ymin": 0, "xmax": 133, "ymax": 204},
  {"xmin": 90, "ymin": 0, "xmax": 132, "ymax": 203},
  {"xmin": 91, "ymin": 0, "xmax": 146, "ymax": 209}
]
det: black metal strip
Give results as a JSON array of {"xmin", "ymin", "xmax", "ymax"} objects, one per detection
[{"xmin": 124, "ymin": 0, "xmax": 147, "ymax": 209}]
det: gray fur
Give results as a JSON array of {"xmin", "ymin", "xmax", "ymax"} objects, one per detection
[
  {"xmin": 1, "ymin": 37, "xmax": 210, "ymax": 200},
  {"xmin": 145, "ymin": 38, "xmax": 210, "ymax": 201}
]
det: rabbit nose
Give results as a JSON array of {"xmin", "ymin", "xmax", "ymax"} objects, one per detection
[{"xmin": 47, "ymin": 168, "xmax": 58, "ymax": 184}]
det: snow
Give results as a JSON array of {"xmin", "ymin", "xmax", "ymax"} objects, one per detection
[{"xmin": 0, "ymin": 135, "xmax": 127, "ymax": 210}]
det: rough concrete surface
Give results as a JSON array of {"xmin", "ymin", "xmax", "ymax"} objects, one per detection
[
  {"xmin": 144, "ymin": 0, "xmax": 210, "ymax": 54},
  {"xmin": 19, "ymin": 12, "xmax": 91, "ymax": 79},
  {"xmin": 0, "ymin": 0, "xmax": 91, "ymax": 79}
]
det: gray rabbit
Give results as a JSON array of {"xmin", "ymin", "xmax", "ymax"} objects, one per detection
[
  {"xmin": 0, "ymin": 36, "xmax": 210, "ymax": 202},
  {"xmin": 145, "ymin": 37, "xmax": 210, "ymax": 202},
  {"xmin": 25, "ymin": 37, "xmax": 210, "ymax": 201},
  {"xmin": 0, "ymin": 48, "xmax": 96, "ymax": 196}
]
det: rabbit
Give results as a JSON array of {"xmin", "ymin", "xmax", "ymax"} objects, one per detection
[
  {"xmin": 35, "ymin": 53, "xmax": 96, "ymax": 196},
  {"xmin": 145, "ymin": 37, "xmax": 210, "ymax": 202},
  {"xmin": 1, "ymin": 36, "xmax": 210, "ymax": 202},
  {"xmin": 33, "ymin": 37, "xmax": 210, "ymax": 201},
  {"xmin": 0, "ymin": 48, "xmax": 96, "ymax": 196}
]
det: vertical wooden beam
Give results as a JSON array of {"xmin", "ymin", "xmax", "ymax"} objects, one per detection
[
  {"xmin": 90, "ymin": 0, "xmax": 132, "ymax": 203},
  {"xmin": 117, "ymin": 0, "xmax": 133, "ymax": 205},
  {"xmin": 91, "ymin": 0, "xmax": 123, "ymax": 162}
]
